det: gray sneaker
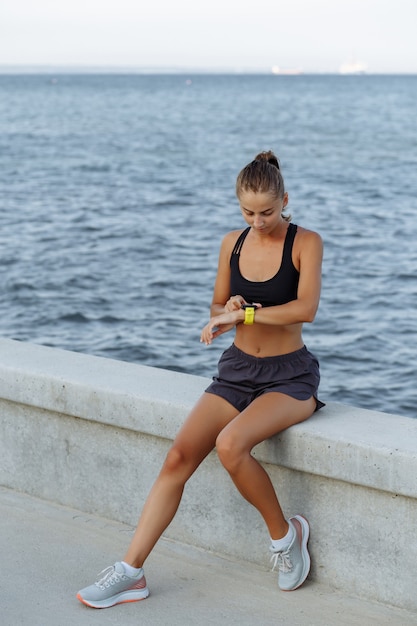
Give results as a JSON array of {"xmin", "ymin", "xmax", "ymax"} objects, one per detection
[
  {"xmin": 77, "ymin": 562, "xmax": 149, "ymax": 608},
  {"xmin": 270, "ymin": 515, "xmax": 310, "ymax": 591}
]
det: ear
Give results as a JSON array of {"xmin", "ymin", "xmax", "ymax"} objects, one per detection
[{"xmin": 282, "ymin": 192, "xmax": 289, "ymax": 208}]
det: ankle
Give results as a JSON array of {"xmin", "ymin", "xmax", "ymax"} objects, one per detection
[
  {"xmin": 121, "ymin": 561, "xmax": 143, "ymax": 576},
  {"xmin": 270, "ymin": 522, "xmax": 294, "ymax": 551}
]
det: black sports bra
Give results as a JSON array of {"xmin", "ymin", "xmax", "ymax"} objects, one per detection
[{"xmin": 229, "ymin": 224, "xmax": 299, "ymax": 307}]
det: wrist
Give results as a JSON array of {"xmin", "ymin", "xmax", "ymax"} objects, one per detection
[{"xmin": 241, "ymin": 303, "xmax": 257, "ymax": 325}]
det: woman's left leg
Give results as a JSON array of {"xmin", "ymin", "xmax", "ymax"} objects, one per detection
[{"xmin": 215, "ymin": 392, "xmax": 315, "ymax": 539}]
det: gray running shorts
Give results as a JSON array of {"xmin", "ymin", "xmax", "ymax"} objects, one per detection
[{"xmin": 205, "ymin": 343, "xmax": 324, "ymax": 413}]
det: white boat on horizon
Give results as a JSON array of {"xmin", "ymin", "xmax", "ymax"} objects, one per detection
[
  {"xmin": 271, "ymin": 65, "xmax": 303, "ymax": 75},
  {"xmin": 339, "ymin": 60, "xmax": 367, "ymax": 75}
]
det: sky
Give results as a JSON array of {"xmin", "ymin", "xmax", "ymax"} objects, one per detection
[{"xmin": 0, "ymin": 0, "xmax": 416, "ymax": 73}]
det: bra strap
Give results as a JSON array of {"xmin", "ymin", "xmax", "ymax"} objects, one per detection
[
  {"xmin": 282, "ymin": 223, "xmax": 297, "ymax": 262},
  {"xmin": 231, "ymin": 227, "xmax": 250, "ymax": 257}
]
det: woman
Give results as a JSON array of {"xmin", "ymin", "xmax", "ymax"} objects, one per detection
[{"xmin": 77, "ymin": 150, "xmax": 324, "ymax": 609}]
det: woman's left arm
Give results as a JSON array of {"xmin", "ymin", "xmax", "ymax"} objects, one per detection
[{"xmin": 253, "ymin": 229, "xmax": 323, "ymax": 326}]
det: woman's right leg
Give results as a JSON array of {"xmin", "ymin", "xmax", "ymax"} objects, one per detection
[{"xmin": 123, "ymin": 392, "xmax": 238, "ymax": 567}]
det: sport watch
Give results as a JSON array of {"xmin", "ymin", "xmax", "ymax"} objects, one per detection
[{"xmin": 241, "ymin": 303, "xmax": 258, "ymax": 325}]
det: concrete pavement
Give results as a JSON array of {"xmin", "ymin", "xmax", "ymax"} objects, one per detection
[{"xmin": 2, "ymin": 486, "xmax": 416, "ymax": 626}]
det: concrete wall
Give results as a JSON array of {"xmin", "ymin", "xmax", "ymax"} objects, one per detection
[{"xmin": 0, "ymin": 337, "xmax": 416, "ymax": 611}]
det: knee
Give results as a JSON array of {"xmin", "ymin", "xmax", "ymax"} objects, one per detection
[
  {"xmin": 162, "ymin": 445, "xmax": 188, "ymax": 476},
  {"xmin": 216, "ymin": 431, "xmax": 245, "ymax": 474}
]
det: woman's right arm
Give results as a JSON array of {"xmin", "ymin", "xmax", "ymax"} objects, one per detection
[
  {"xmin": 200, "ymin": 230, "xmax": 251, "ymax": 346},
  {"xmin": 210, "ymin": 231, "xmax": 243, "ymax": 316}
]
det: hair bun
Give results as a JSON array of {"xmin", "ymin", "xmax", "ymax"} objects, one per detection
[{"xmin": 254, "ymin": 150, "xmax": 280, "ymax": 170}]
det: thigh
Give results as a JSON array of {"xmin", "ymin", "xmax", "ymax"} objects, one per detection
[
  {"xmin": 218, "ymin": 392, "xmax": 316, "ymax": 451},
  {"xmin": 172, "ymin": 392, "xmax": 240, "ymax": 463}
]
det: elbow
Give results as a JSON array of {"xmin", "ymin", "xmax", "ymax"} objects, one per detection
[
  {"xmin": 300, "ymin": 302, "xmax": 318, "ymax": 323},
  {"xmin": 304, "ymin": 311, "xmax": 316, "ymax": 324}
]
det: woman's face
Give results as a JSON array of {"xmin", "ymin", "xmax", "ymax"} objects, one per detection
[{"xmin": 238, "ymin": 190, "xmax": 289, "ymax": 234}]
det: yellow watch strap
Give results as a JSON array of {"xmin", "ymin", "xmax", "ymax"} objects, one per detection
[{"xmin": 243, "ymin": 306, "xmax": 255, "ymax": 325}]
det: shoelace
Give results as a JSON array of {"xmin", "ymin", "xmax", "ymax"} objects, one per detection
[
  {"xmin": 270, "ymin": 548, "xmax": 293, "ymax": 573},
  {"xmin": 95, "ymin": 565, "xmax": 127, "ymax": 589}
]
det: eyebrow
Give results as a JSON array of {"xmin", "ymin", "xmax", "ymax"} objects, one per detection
[{"xmin": 242, "ymin": 207, "xmax": 274, "ymax": 213}]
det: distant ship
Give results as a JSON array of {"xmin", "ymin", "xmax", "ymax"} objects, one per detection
[
  {"xmin": 271, "ymin": 65, "xmax": 303, "ymax": 75},
  {"xmin": 338, "ymin": 60, "xmax": 367, "ymax": 75}
]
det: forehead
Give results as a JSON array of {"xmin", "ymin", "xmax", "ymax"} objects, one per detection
[{"xmin": 238, "ymin": 190, "xmax": 280, "ymax": 211}]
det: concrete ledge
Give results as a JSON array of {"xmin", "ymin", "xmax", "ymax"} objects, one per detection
[{"xmin": 0, "ymin": 338, "xmax": 416, "ymax": 612}]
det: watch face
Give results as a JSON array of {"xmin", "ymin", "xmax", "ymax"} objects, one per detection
[{"xmin": 242, "ymin": 303, "xmax": 258, "ymax": 310}]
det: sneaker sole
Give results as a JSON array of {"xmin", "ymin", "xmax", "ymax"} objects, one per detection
[
  {"xmin": 76, "ymin": 587, "xmax": 149, "ymax": 609},
  {"xmin": 282, "ymin": 514, "xmax": 310, "ymax": 592}
]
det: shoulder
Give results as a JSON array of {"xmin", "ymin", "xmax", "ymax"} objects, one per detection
[
  {"xmin": 223, "ymin": 228, "xmax": 247, "ymax": 242},
  {"xmin": 215, "ymin": 229, "xmax": 246, "ymax": 275},
  {"xmin": 294, "ymin": 225, "xmax": 323, "ymax": 248},
  {"xmin": 219, "ymin": 228, "xmax": 247, "ymax": 255},
  {"xmin": 293, "ymin": 226, "xmax": 323, "ymax": 263}
]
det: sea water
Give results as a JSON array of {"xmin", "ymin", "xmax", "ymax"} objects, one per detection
[{"xmin": 1, "ymin": 73, "xmax": 416, "ymax": 417}]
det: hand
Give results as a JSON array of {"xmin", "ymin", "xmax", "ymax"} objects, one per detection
[
  {"xmin": 200, "ymin": 310, "xmax": 242, "ymax": 345},
  {"xmin": 224, "ymin": 295, "xmax": 246, "ymax": 312},
  {"xmin": 224, "ymin": 296, "xmax": 262, "ymax": 313}
]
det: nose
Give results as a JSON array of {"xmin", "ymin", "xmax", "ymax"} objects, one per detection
[{"xmin": 253, "ymin": 214, "xmax": 264, "ymax": 228}]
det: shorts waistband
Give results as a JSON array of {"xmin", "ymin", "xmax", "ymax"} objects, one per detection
[{"xmin": 229, "ymin": 343, "xmax": 310, "ymax": 365}]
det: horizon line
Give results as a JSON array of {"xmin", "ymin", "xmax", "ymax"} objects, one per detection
[
  {"xmin": 0, "ymin": 64, "xmax": 417, "ymax": 77},
  {"xmin": 0, "ymin": 64, "xmax": 416, "ymax": 76}
]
